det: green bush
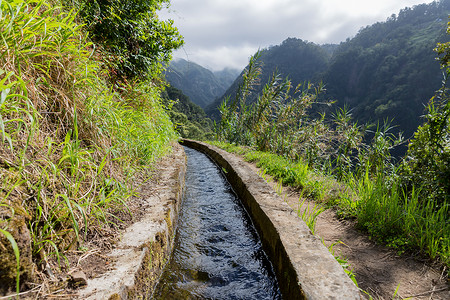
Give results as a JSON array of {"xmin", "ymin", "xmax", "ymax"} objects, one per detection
[{"xmin": 400, "ymin": 94, "xmax": 450, "ymax": 208}]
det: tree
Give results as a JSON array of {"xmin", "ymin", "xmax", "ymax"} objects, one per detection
[
  {"xmin": 436, "ymin": 20, "xmax": 450, "ymax": 74},
  {"xmin": 400, "ymin": 20, "xmax": 450, "ymax": 208},
  {"xmin": 69, "ymin": 0, "xmax": 184, "ymax": 83}
]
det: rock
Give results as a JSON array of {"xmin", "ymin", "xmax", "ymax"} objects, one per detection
[{"xmin": 70, "ymin": 270, "xmax": 88, "ymax": 287}]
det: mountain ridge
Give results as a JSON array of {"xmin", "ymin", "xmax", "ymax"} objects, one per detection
[{"xmin": 164, "ymin": 58, "xmax": 240, "ymax": 108}]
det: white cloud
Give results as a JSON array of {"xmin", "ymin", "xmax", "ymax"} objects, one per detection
[
  {"xmin": 161, "ymin": 0, "xmax": 434, "ymax": 71},
  {"xmin": 173, "ymin": 44, "xmax": 259, "ymax": 71}
]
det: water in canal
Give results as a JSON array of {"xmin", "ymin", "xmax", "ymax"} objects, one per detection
[{"xmin": 153, "ymin": 147, "xmax": 282, "ymax": 299}]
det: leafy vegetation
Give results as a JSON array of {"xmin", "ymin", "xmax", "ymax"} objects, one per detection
[
  {"xmin": 398, "ymin": 21, "xmax": 450, "ymax": 210},
  {"xmin": 215, "ymin": 52, "xmax": 390, "ymax": 174},
  {"xmin": 213, "ymin": 19, "xmax": 450, "ymax": 268},
  {"xmin": 162, "ymin": 85, "xmax": 214, "ymax": 140},
  {"xmin": 0, "ymin": 0, "xmax": 181, "ymax": 295},
  {"xmin": 62, "ymin": 0, "xmax": 183, "ymax": 83}
]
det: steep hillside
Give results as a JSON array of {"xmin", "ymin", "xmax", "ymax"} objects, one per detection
[
  {"xmin": 214, "ymin": 68, "xmax": 241, "ymax": 86},
  {"xmin": 162, "ymin": 85, "xmax": 214, "ymax": 140},
  {"xmin": 0, "ymin": 0, "xmax": 182, "ymax": 296},
  {"xmin": 207, "ymin": 0, "xmax": 450, "ymax": 142},
  {"xmin": 165, "ymin": 58, "xmax": 239, "ymax": 108},
  {"xmin": 323, "ymin": 0, "xmax": 450, "ymax": 140}
]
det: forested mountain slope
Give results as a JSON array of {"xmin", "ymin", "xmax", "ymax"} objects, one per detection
[
  {"xmin": 162, "ymin": 85, "xmax": 213, "ymax": 140},
  {"xmin": 323, "ymin": 0, "xmax": 450, "ymax": 139},
  {"xmin": 207, "ymin": 0, "xmax": 450, "ymax": 141},
  {"xmin": 165, "ymin": 58, "xmax": 239, "ymax": 108}
]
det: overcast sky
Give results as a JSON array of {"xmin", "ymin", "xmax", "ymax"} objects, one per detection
[{"xmin": 160, "ymin": 0, "xmax": 433, "ymax": 71}]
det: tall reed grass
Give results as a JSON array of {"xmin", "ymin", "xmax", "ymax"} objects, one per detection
[
  {"xmin": 347, "ymin": 169, "xmax": 449, "ymax": 262},
  {"xmin": 211, "ymin": 52, "xmax": 449, "ymax": 267}
]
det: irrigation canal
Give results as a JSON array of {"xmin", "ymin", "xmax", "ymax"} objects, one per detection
[{"xmin": 153, "ymin": 147, "xmax": 282, "ymax": 299}]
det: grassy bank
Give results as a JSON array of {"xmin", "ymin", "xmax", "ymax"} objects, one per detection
[
  {"xmin": 0, "ymin": 0, "xmax": 178, "ymax": 295},
  {"xmin": 209, "ymin": 141, "xmax": 449, "ymax": 268}
]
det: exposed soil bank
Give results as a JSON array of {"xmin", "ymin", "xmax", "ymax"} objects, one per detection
[{"xmin": 181, "ymin": 139, "xmax": 360, "ymax": 300}]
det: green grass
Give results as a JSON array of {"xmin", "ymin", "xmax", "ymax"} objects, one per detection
[
  {"xmin": 297, "ymin": 197, "xmax": 325, "ymax": 235},
  {"xmin": 327, "ymin": 240, "xmax": 357, "ymax": 287},
  {"xmin": 210, "ymin": 141, "xmax": 331, "ymax": 200},
  {"xmin": 0, "ymin": 0, "xmax": 178, "ymax": 294},
  {"xmin": 348, "ymin": 170, "xmax": 449, "ymax": 263},
  {"xmin": 209, "ymin": 141, "xmax": 449, "ymax": 268}
]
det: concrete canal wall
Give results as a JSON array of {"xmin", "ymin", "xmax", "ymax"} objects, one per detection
[
  {"xmin": 181, "ymin": 140, "xmax": 360, "ymax": 300},
  {"xmin": 78, "ymin": 144, "xmax": 186, "ymax": 299}
]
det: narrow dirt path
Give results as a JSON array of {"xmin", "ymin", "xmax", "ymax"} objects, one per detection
[{"xmin": 240, "ymin": 155, "xmax": 449, "ymax": 300}]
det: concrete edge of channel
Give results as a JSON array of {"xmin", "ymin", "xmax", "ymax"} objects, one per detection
[
  {"xmin": 77, "ymin": 143, "xmax": 187, "ymax": 300},
  {"xmin": 181, "ymin": 139, "xmax": 361, "ymax": 300}
]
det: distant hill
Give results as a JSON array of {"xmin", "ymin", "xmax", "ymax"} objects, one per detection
[
  {"xmin": 214, "ymin": 68, "xmax": 242, "ymax": 86},
  {"xmin": 164, "ymin": 58, "xmax": 239, "ymax": 108},
  {"xmin": 205, "ymin": 38, "xmax": 333, "ymax": 118},
  {"xmin": 206, "ymin": 0, "xmax": 450, "ymax": 143}
]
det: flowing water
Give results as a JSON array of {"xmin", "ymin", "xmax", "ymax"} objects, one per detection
[{"xmin": 153, "ymin": 147, "xmax": 282, "ymax": 299}]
